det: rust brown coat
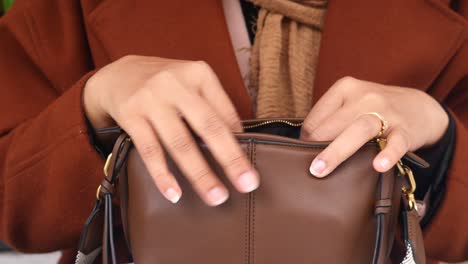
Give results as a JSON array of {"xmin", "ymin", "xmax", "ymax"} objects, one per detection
[{"xmin": 0, "ymin": 0, "xmax": 466, "ymax": 262}]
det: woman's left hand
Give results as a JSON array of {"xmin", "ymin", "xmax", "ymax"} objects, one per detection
[{"xmin": 301, "ymin": 77, "xmax": 449, "ymax": 177}]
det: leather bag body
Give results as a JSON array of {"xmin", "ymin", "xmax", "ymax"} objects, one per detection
[{"xmin": 77, "ymin": 119, "xmax": 427, "ymax": 264}]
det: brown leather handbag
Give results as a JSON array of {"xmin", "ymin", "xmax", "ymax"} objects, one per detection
[{"xmin": 77, "ymin": 119, "xmax": 428, "ymax": 264}]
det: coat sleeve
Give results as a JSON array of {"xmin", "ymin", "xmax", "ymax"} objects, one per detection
[
  {"xmin": 423, "ymin": 75, "xmax": 468, "ymax": 262},
  {"xmin": 0, "ymin": 0, "xmax": 103, "ymax": 252}
]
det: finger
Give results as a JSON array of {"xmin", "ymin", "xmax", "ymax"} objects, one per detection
[
  {"xmin": 302, "ymin": 105, "xmax": 359, "ymax": 141},
  {"xmin": 149, "ymin": 109, "xmax": 230, "ymax": 207},
  {"xmin": 309, "ymin": 114, "xmax": 382, "ymax": 178},
  {"xmin": 172, "ymin": 89, "xmax": 259, "ymax": 194},
  {"xmin": 300, "ymin": 77, "xmax": 353, "ymax": 139},
  {"xmin": 373, "ymin": 128, "xmax": 410, "ymax": 172},
  {"xmin": 120, "ymin": 117, "xmax": 182, "ymax": 204},
  {"xmin": 180, "ymin": 61, "xmax": 243, "ymax": 132}
]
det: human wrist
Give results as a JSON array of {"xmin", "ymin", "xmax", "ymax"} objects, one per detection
[
  {"xmin": 83, "ymin": 73, "xmax": 115, "ymax": 130},
  {"xmin": 425, "ymin": 97, "xmax": 450, "ymax": 147}
]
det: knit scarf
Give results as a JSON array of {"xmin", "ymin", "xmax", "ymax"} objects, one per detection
[{"xmin": 249, "ymin": 0, "xmax": 328, "ymax": 118}]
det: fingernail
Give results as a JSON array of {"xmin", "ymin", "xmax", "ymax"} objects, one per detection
[
  {"xmin": 310, "ymin": 159, "xmax": 327, "ymax": 177},
  {"xmin": 207, "ymin": 187, "xmax": 229, "ymax": 206},
  {"xmin": 379, "ymin": 158, "xmax": 390, "ymax": 170},
  {"xmin": 164, "ymin": 188, "xmax": 181, "ymax": 204},
  {"xmin": 237, "ymin": 170, "xmax": 260, "ymax": 193}
]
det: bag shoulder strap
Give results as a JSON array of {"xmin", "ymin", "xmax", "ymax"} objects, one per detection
[{"xmin": 76, "ymin": 134, "xmax": 132, "ymax": 264}]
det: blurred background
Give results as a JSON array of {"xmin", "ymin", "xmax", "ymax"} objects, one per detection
[{"xmin": 0, "ymin": 0, "xmax": 13, "ymax": 15}]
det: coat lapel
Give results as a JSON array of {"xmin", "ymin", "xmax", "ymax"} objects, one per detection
[
  {"xmin": 85, "ymin": 0, "xmax": 253, "ymax": 118},
  {"xmin": 313, "ymin": 0, "xmax": 466, "ymax": 103}
]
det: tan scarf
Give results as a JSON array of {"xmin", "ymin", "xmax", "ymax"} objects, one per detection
[{"xmin": 249, "ymin": 0, "xmax": 328, "ymax": 118}]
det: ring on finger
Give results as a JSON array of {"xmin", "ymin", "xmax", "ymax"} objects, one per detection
[{"xmin": 363, "ymin": 112, "xmax": 389, "ymax": 137}]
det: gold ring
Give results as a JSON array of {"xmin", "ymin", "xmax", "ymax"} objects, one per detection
[{"xmin": 364, "ymin": 112, "xmax": 389, "ymax": 137}]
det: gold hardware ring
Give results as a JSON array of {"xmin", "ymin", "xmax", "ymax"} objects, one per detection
[{"xmin": 96, "ymin": 153, "xmax": 114, "ymax": 200}]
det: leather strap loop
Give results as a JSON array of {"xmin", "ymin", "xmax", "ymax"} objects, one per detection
[
  {"xmin": 375, "ymin": 199, "xmax": 393, "ymax": 215},
  {"xmin": 97, "ymin": 179, "xmax": 115, "ymax": 200}
]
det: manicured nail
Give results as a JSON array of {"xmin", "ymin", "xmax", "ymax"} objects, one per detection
[
  {"xmin": 237, "ymin": 170, "xmax": 260, "ymax": 193},
  {"xmin": 379, "ymin": 158, "xmax": 390, "ymax": 170},
  {"xmin": 207, "ymin": 187, "xmax": 229, "ymax": 206},
  {"xmin": 310, "ymin": 158, "xmax": 327, "ymax": 177},
  {"xmin": 164, "ymin": 188, "xmax": 181, "ymax": 204}
]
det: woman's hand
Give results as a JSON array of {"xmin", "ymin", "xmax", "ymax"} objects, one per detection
[
  {"xmin": 301, "ymin": 77, "xmax": 449, "ymax": 177},
  {"xmin": 83, "ymin": 55, "xmax": 259, "ymax": 206}
]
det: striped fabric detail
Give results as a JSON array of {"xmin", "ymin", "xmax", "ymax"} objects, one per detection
[
  {"xmin": 75, "ymin": 247, "xmax": 101, "ymax": 264},
  {"xmin": 401, "ymin": 242, "xmax": 417, "ymax": 264}
]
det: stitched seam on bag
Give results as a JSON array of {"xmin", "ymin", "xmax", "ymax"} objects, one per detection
[
  {"xmin": 408, "ymin": 216, "xmax": 418, "ymax": 263},
  {"xmin": 408, "ymin": 216, "xmax": 413, "ymax": 244},
  {"xmin": 252, "ymin": 142, "xmax": 257, "ymax": 264},
  {"xmin": 251, "ymin": 140, "xmax": 326, "ymax": 149},
  {"xmin": 245, "ymin": 194, "xmax": 249, "ymax": 264},
  {"xmin": 253, "ymin": 141, "xmax": 375, "ymax": 150},
  {"xmin": 243, "ymin": 139, "xmax": 379, "ymax": 150},
  {"xmin": 244, "ymin": 140, "xmax": 251, "ymax": 264},
  {"xmin": 384, "ymin": 171, "xmax": 394, "ymax": 255},
  {"xmin": 252, "ymin": 191, "xmax": 256, "ymax": 264}
]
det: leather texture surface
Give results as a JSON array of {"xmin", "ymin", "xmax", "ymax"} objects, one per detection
[
  {"xmin": 76, "ymin": 120, "xmax": 430, "ymax": 264},
  {"xmin": 120, "ymin": 126, "xmax": 401, "ymax": 264}
]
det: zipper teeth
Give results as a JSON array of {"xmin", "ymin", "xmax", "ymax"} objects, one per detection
[{"xmin": 242, "ymin": 119, "xmax": 303, "ymax": 129}]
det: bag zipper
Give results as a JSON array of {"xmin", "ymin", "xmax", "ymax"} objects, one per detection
[{"xmin": 243, "ymin": 119, "xmax": 303, "ymax": 129}]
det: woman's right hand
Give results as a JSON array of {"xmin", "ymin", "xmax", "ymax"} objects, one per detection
[{"xmin": 83, "ymin": 55, "xmax": 259, "ymax": 206}]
